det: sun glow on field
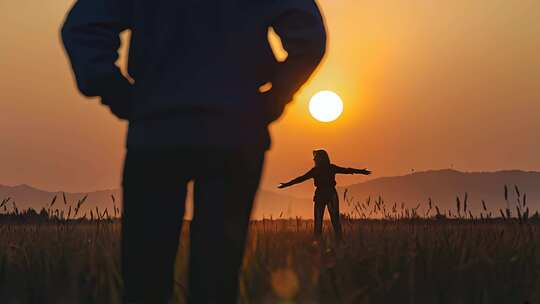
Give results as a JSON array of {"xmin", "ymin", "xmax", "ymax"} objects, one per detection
[{"xmin": 309, "ymin": 91, "xmax": 344, "ymax": 122}]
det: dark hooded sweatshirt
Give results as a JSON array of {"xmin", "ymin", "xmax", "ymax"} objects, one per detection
[{"xmin": 61, "ymin": 0, "xmax": 327, "ymax": 150}]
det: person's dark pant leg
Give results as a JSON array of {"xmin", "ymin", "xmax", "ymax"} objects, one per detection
[
  {"xmin": 188, "ymin": 148, "xmax": 264, "ymax": 304},
  {"xmin": 327, "ymin": 190, "xmax": 343, "ymax": 242},
  {"xmin": 122, "ymin": 149, "xmax": 189, "ymax": 303},
  {"xmin": 314, "ymin": 199, "xmax": 325, "ymax": 239}
]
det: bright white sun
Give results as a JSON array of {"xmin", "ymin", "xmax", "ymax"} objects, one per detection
[{"xmin": 309, "ymin": 90, "xmax": 344, "ymax": 122}]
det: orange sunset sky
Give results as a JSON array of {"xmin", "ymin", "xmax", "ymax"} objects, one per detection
[{"xmin": 1, "ymin": 0, "xmax": 539, "ymax": 198}]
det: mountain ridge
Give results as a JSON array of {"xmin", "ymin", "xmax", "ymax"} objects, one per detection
[
  {"xmin": 337, "ymin": 169, "xmax": 540, "ymax": 217},
  {"xmin": 2, "ymin": 169, "xmax": 540, "ymax": 219}
]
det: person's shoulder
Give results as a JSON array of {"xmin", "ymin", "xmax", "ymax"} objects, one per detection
[
  {"xmin": 329, "ymin": 164, "xmax": 343, "ymax": 172},
  {"xmin": 260, "ymin": 0, "xmax": 317, "ymax": 11}
]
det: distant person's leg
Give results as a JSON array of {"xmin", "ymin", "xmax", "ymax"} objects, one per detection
[
  {"xmin": 327, "ymin": 189, "xmax": 343, "ymax": 242},
  {"xmin": 122, "ymin": 148, "xmax": 191, "ymax": 303},
  {"xmin": 188, "ymin": 148, "xmax": 264, "ymax": 303},
  {"xmin": 313, "ymin": 195, "xmax": 325, "ymax": 239}
]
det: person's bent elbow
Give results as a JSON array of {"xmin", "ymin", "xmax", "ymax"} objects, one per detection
[
  {"xmin": 61, "ymin": 23, "xmax": 96, "ymax": 97},
  {"xmin": 310, "ymin": 2, "xmax": 328, "ymax": 66},
  {"xmin": 312, "ymin": 27, "xmax": 327, "ymax": 65}
]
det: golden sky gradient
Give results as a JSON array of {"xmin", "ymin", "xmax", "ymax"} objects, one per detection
[{"xmin": 1, "ymin": 0, "xmax": 539, "ymax": 197}]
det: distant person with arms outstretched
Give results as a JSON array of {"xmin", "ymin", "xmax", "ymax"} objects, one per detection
[
  {"xmin": 61, "ymin": 0, "xmax": 326, "ymax": 302},
  {"xmin": 278, "ymin": 150, "xmax": 371, "ymax": 242}
]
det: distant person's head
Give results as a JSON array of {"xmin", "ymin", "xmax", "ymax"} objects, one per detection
[{"xmin": 313, "ymin": 149, "xmax": 330, "ymax": 167}]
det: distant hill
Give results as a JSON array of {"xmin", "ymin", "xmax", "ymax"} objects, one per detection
[
  {"xmin": 2, "ymin": 169, "xmax": 539, "ymax": 219},
  {"xmin": 338, "ymin": 169, "xmax": 540, "ymax": 217},
  {"xmin": 0, "ymin": 184, "xmax": 122, "ymax": 219},
  {"xmin": 0, "ymin": 184, "xmax": 311, "ymax": 220}
]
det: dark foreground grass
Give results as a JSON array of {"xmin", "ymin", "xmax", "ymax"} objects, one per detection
[{"xmin": 0, "ymin": 219, "xmax": 538, "ymax": 303}]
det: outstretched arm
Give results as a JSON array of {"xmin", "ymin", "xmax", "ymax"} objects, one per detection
[
  {"xmin": 333, "ymin": 165, "xmax": 371, "ymax": 175},
  {"xmin": 278, "ymin": 169, "xmax": 314, "ymax": 189},
  {"xmin": 61, "ymin": 0, "xmax": 133, "ymax": 119},
  {"xmin": 265, "ymin": 0, "xmax": 327, "ymax": 122}
]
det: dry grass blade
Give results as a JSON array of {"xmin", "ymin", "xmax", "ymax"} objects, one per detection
[
  {"xmin": 67, "ymin": 206, "xmax": 72, "ymax": 219},
  {"xmin": 0, "ymin": 197, "xmax": 10, "ymax": 208},
  {"xmin": 49, "ymin": 195, "xmax": 57, "ymax": 207},
  {"xmin": 524, "ymin": 208, "xmax": 530, "ymax": 222},
  {"xmin": 12, "ymin": 201, "xmax": 18, "ymax": 215}
]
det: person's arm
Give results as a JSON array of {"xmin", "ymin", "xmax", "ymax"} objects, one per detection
[
  {"xmin": 60, "ymin": 0, "xmax": 133, "ymax": 119},
  {"xmin": 265, "ymin": 0, "xmax": 327, "ymax": 122},
  {"xmin": 333, "ymin": 165, "xmax": 372, "ymax": 175},
  {"xmin": 278, "ymin": 169, "xmax": 314, "ymax": 189}
]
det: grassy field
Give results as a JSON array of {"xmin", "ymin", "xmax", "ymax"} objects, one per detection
[{"xmin": 0, "ymin": 217, "xmax": 539, "ymax": 304}]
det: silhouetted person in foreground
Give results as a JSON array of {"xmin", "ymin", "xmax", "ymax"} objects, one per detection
[
  {"xmin": 278, "ymin": 150, "xmax": 371, "ymax": 242},
  {"xmin": 61, "ymin": 0, "xmax": 326, "ymax": 302}
]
